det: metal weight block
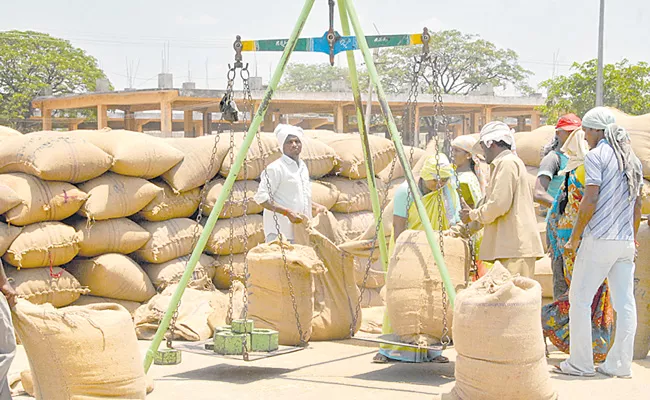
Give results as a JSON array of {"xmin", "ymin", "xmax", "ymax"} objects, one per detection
[
  {"xmin": 251, "ymin": 329, "xmax": 279, "ymax": 352},
  {"xmin": 231, "ymin": 319, "xmax": 254, "ymax": 334},
  {"xmin": 153, "ymin": 348, "xmax": 182, "ymax": 365},
  {"xmin": 213, "ymin": 332, "xmax": 252, "ymax": 355},
  {"xmin": 214, "ymin": 325, "xmax": 232, "ymax": 333}
]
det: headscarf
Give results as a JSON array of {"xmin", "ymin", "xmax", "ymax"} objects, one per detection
[
  {"xmin": 451, "ymin": 135, "xmax": 487, "ymax": 194},
  {"xmin": 582, "ymin": 107, "xmax": 643, "ymax": 200},
  {"xmin": 274, "ymin": 124, "xmax": 304, "ymax": 154},
  {"xmin": 420, "ymin": 153, "xmax": 454, "ymax": 181},
  {"xmin": 558, "ymin": 128, "xmax": 589, "ymax": 175},
  {"xmin": 541, "ymin": 113, "xmax": 583, "ymax": 157},
  {"xmin": 474, "ymin": 121, "xmax": 517, "ymax": 155}
]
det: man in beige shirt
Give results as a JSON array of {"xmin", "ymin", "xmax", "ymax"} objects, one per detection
[{"xmin": 459, "ymin": 121, "xmax": 544, "ymax": 278}]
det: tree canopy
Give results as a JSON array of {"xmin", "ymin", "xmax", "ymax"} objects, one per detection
[
  {"xmin": 539, "ymin": 59, "xmax": 650, "ymax": 123},
  {"xmin": 0, "ymin": 30, "xmax": 109, "ymax": 129}
]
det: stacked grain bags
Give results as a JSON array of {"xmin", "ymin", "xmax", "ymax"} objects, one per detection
[{"xmin": 633, "ymin": 222, "xmax": 650, "ymax": 359}]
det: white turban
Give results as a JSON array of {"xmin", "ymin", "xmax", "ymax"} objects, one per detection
[
  {"xmin": 274, "ymin": 124, "xmax": 304, "ymax": 154},
  {"xmin": 582, "ymin": 107, "xmax": 616, "ymax": 130},
  {"xmin": 473, "ymin": 121, "xmax": 517, "ymax": 154}
]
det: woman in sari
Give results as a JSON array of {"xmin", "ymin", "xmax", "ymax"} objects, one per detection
[
  {"xmin": 541, "ymin": 129, "xmax": 613, "ymax": 361},
  {"xmin": 373, "ymin": 154, "xmax": 459, "ymax": 364}
]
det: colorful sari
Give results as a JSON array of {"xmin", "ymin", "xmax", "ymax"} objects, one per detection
[
  {"xmin": 456, "ymin": 170, "xmax": 491, "ymax": 279},
  {"xmin": 541, "ymin": 165, "xmax": 614, "ymax": 361},
  {"xmin": 379, "ymin": 177, "xmax": 460, "ymax": 362}
]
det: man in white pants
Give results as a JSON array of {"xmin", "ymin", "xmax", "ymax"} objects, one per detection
[{"xmin": 560, "ymin": 107, "xmax": 643, "ymax": 378}]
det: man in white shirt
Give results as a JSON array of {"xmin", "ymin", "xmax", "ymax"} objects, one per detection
[{"xmin": 254, "ymin": 124, "xmax": 327, "ymax": 243}]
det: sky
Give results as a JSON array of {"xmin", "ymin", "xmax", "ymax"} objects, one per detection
[{"xmin": 1, "ymin": 0, "xmax": 649, "ymax": 94}]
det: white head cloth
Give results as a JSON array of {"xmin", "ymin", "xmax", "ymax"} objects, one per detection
[
  {"xmin": 274, "ymin": 124, "xmax": 304, "ymax": 154},
  {"xmin": 478, "ymin": 121, "xmax": 517, "ymax": 153}
]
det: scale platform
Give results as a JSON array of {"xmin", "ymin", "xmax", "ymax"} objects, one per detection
[
  {"xmin": 172, "ymin": 339, "xmax": 306, "ymax": 362},
  {"xmin": 349, "ymin": 333, "xmax": 448, "ymax": 352}
]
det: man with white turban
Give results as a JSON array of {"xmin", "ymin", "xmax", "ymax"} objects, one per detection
[
  {"xmin": 459, "ymin": 121, "xmax": 544, "ymax": 278},
  {"xmin": 558, "ymin": 107, "xmax": 643, "ymax": 378},
  {"xmin": 254, "ymin": 124, "xmax": 327, "ymax": 243}
]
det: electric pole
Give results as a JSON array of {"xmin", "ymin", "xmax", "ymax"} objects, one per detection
[{"xmin": 596, "ymin": 0, "xmax": 605, "ymax": 106}]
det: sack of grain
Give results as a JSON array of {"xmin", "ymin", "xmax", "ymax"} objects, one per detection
[
  {"xmin": 629, "ymin": 131, "xmax": 650, "ymax": 179},
  {"xmin": 449, "ymin": 264, "xmax": 556, "ymax": 400},
  {"xmin": 134, "ymin": 285, "xmax": 220, "ymax": 341},
  {"xmin": 73, "ymin": 217, "xmax": 151, "ymax": 257},
  {"xmin": 3, "ymin": 222, "xmax": 79, "ymax": 268},
  {"xmin": 0, "ymin": 125, "xmax": 21, "ymax": 137},
  {"xmin": 247, "ymin": 241, "xmax": 326, "ymax": 345},
  {"xmin": 66, "ymin": 254, "xmax": 156, "ymax": 302},
  {"xmin": 77, "ymin": 172, "xmax": 162, "ymax": 220},
  {"xmin": 608, "ymin": 107, "xmax": 650, "ymax": 132},
  {"xmin": 377, "ymin": 146, "xmax": 427, "ymax": 183},
  {"xmin": 0, "ymin": 222, "xmax": 21, "ymax": 257},
  {"xmin": 513, "ymin": 126, "xmax": 556, "ymax": 167},
  {"xmin": 0, "ymin": 133, "xmax": 113, "ymax": 182},
  {"xmin": 143, "ymin": 253, "xmax": 217, "ymax": 292},
  {"xmin": 12, "ymin": 300, "xmax": 147, "ymax": 400},
  {"xmin": 386, "ymin": 230, "xmax": 469, "ymax": 344},
  {"xmin": 0, "ymin": 183, "xmax": 22, "ymax": 215},
  {"xmin": 294, "ymin": 221, "xmax": 361, "ymax": 340},
  {"xmin": 202, "ymin": 179, "xmax": 262, "ymax": 218},
  {"xmin": 633, "ymin": 223, "xmax": 650, "ymax": 359},
  {"xmin": 74, "ymin": 129, "xmax": 184, "ymax": 179},
  {"xmin": 355, "ymin": 199, "xmax": 394, "ymax": 242},
  {"xmin": 0, "ymin": 173, "xmax": 88, "ymax": 226},
  {"xmin": 311, "ymin": 180, "xmax": 340, "ymax": 210},
  {"xmin": 534, "ymin": 256, "xmax": 553, "ymax": 299},
  {"xmin": 136, "ymin": 180, "xmax": 200, "ymax": 221},
  {"xmin": 334, "ymin": 211, "xmax": 375, "ymax": 240},
  {"xmin": 641, "ymin": 179, "xmax": 650, "ymax": 214},
  {"xmin": 208, "ymin": 281, "xmax": 246, "ymax": 330},
  {"xmin": 354, "ymin": 257, "xmax": 386, "ymax": 289},
  {"xmin": 324, "ymin": 176, "xmax": 385, "ymax": 213},
  {"xmin": 205, "ymin": 214, "xmax": 264, "ymax": 255},
  {"xmin": 71, "ymin": 295, "xmax": 142, "ymax": 316},
  {"xmin": 360, "ymin": 306, "xmax": 385, "ymax": 334},
  {"xmin": 134, "ymin": 218, "xmax": 202, "ymax": 264},
  {"xmin": 161, "ymin": 135, "xmax": 230, "ymax": 192},
  {"xmin": 219, "ymin": 132, "xmax": 282, "ymax": 180},
  {"xmin": 309, "ymin": 211, "xmax": 348, "ymax": 245},
  {"xmin": 526, "ymin": 165, "xmax": 539, "ymax": 190},
  {"xmin": 213, "ymin": 253, "xmax": 247, "ymax": 290},
  {"xmin": 295, "ymin": 136, "xmax": 337, "ymax": 178},
  {"xmin": 7, "ymin": 267, "xmax": 88, "ymax": 307},
  {"xmin": 315, "ymin": 133, "xmax": 396, "ymax": 179},
  {"xmin": 360, "ymin": 287, "xmax": 385, "ymax": 308}
]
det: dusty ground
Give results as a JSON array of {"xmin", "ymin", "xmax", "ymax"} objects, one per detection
[{"xmin": 10, "ymin": 339, "xmax": 650, "ymax": 399}]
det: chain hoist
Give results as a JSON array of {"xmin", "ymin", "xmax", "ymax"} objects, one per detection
[{"xmin": 220, "ymin": 36, "xmax": 245, "ymax": 123}]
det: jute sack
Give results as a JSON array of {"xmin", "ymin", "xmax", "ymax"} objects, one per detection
[
  {"xmin": 208, "ymin": 281, "xmax": 246, "ymax": 331},
  {"xmin": 633, "ymin": 223, "xmax": 650, "ymax": 359},
  {"xmin": 3, "ymin": 222, "xmax": 79, "ymax": 269},
  {"xmin": 311, "ymin": 180, "xmax": 340, "ymax": 210},
  {"xmin": 526, "ymin": 165, "xmax": 539, "ymax": 190},
  {"xmin": 386, "ymin": 230, "xmax": 470, "ymax": 343},
  {"xmin": 162, "ymin": 136, "xmax": 230, "ymax": 192},
  {"xmin": 134, "ymin": 285, "xmax": 220, "ymax": 341},
  {"xmin": 7, "ymin": 266, "xmax": 89, "ymax": 307},
  {"xmin": 534, "ymin": 256, "xmax": 553, "ymax": 298},
  {"xmin": 73, "ymin": 129, "xmax": 185, "ymax": 179},
  {"xmin": 641, "ymin": 179, "xmax": 650, "ymax": 214},
  {"xmin": 377, "ymin": 146, "xmax": 427, "ymax": 183},
  {"xmin": 360, "ymin": 306, "xmax": 385, "ymax": 334},
  {"xmin": 66, "ymin": 254, "xmax": 157, "ymax": 302},
  {"xmin": 71, "ymin": 295, "xmax": 142, "ymax": 317},
  {"xmin": 0, "ymin": 222, "xmax": 22, "ymax": 256},
  {"xmin": 355, "ymin": 199, "xmax": 394, "ymax": 242},
  {"xmin": 205, "ymin": 214, "xmax": 264, "ymax": 255},
  {"xmin": 0, "ymin": 125, "xmax": 21, "ymax": 136},
  {"xmin": 202, "ymin": 179, "xmax": 262, "ymax": 218},
  {"xmin": 77, "ymin": 172, "xmax": 162, "ymax": 220},
  {"xmin": 316, "ymin": 133, "xmax": 396, "ymax": 179},
  {"xmin": 0, "ymin": 173, "xmax": 88, "ymax": 226},
  {"xmin": 72, "ymin": 217, "xmax": 151, "ymax": 257},
  {"xmin": 292, "ymin": 136, "xmax": 337, "ymax": 178},
  {"xmin": 247, "ymin": 241, "xmax": 326, "ymax": 345},
  {"xmin": 450, "ymin": 264, "xmax": 556, "ymax": 400},
  {"xmin": 360, "ymin": 287, "xmax": 385, "ymax": 308},
  {"xmin": 12, "ymin": 300, "xmax": 147, "ymax": 400},
  {"xmin": 213, "ymin": 254, "xmax": 247, "ymax": 290},
  {"xmin": 514, "ymin": 126, "xmax": 556, "ymax": 167},
  {"xmin": 143, "ymin": 253, "xmax": 217, "ymax": 292},
  {"xmin": 136, "ymin": 180, "xmax": 200, "ymax": 222},
  {"xmin": 294, "ymin": 220, "xmax": 361, "ymax": 341},
  {"xmin": 334, "ymin": 211, "xmax": 375, "ymax": 240},
  {"xmin": 608, "ymin": 107, "xmax": 650, "ymax": 132},
  {"xmin": 134, "ymin": 218, "xmax": 202, "ymax": 264},
  {"xmin": 354, "ymin": 257, "xmax": 386, "ymax": 289},
  {"xmin": 628, "ymin": 131, "xmax": 650, "ymax": 179},
  {"xmin": 0, "ymin": 183, "xmax": 22, "ymax": 215},
  {"xmin": 324, "ymin": 176, "xmax": 385, "ymax": 213},
  {"xmin": 0, "ymin": 133, "xmax": 113, "ymax": 182},
  {"xmin": 219, "ymin": 132, "xmax": 281, "ymax": 180}
]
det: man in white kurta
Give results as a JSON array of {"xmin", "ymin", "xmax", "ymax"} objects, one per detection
[{"xmin": 254, "ymin": 124, "xmax": 326, "ymax": 243}]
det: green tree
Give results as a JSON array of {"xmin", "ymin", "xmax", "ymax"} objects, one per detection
[
  {"xmin": 539, "ymin": 59, "xmax": 650, "ymax": 123},
  {"xmin": 0, "ymin": 30, "xmax": 110, "ymax": 130},
  {"xmin": 279, "ymin": 63, "xmax": 350, "ymax": 92}
]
